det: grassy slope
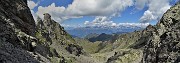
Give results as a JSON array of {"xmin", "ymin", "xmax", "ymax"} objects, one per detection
[{"xmin": 75, "ymin": 31, "xmax": 144, "ymax": 63}]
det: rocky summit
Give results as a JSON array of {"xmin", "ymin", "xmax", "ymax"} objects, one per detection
[{"xmin": 0, "ymin": 0, "xmax": 180, "ymax": 63}]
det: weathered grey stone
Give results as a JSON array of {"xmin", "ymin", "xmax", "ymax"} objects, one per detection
[{"xmin": 140, "ymin": 2, "xmax": 180, "ymax": 63}]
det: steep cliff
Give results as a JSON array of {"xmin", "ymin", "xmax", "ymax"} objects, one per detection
[{"xmin": 0, "ymin": 0, "xmax": 38, "ymax": 62}]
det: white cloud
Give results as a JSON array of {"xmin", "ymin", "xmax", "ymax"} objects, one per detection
[
  {"xmin": 84, "ymin": 16, "xmax": 117, "ymax": 27},
  {"xmin": 28, "ymin": 0, "xmax": 173, "ymax": 27},
  {"xmin": 35, "ymin": 3, "xmax": 83, "ymax": 23},
  {"xmin": 83, "ymin": 0, "xmax": 171, "ymax": 27},
  {"xmin": 33, "ymin": 0, "xmax": 133, "ymax": 23},
  {"xmin": 69, "ymin": 0, "xmax": 134, "ymax": 27},
  {"xmin": 139, "ymin": 10, "xmax": 155, "ymax": 23},
  {"xmin": 139, "ymin": 0, "xmax": 171, "ymax": 23},
  {"xmin": 27, "ymin": 1, "xmax": 38, "ymax": 9},
  {"xmin": 27, "ymin": 1, "xmax": 68, "ymax": 23},
  {"xmin": 82, "ymin": 0, "xmax": 171, "ymax": 27},
  {"xmin": 117, "ymin": 23, "xmax": 150, "ymax": 28},
  {"xmin": 134, "ymin": 0, "xmax": 148, "ymax": 10},
  {"xmin": 84, "ymin": 16, "xmax": 149, "ymax": 28},
  {"xmin": 36, "ymin": 3, "xmax": 67, "ymax": 23},
  {"xmin": 65, "ymin": 0, "xmax": 133, "ymax": 16}
]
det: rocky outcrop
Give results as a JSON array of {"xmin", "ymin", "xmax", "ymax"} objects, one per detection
[
  {"xmin": 66, "ymin": 44, "xmax": 83, "ymax": 56},
  {"xmin": 141, "ymin": 2, "xmax": 180, "ymax": 63},
  {"xmin": 0, "ymin": 0, "xmax": 39, "ymax": 63},
  {"xmin": 0, "ymin": 0, "xmax": 35, "ymax": 36},
  {"xmin": 0, "ymin": 0, "xmax": 36, "ymax": 47},
  {"xmin": 35, "ymin": 13, "xmax": 85, "ymax": 63}
]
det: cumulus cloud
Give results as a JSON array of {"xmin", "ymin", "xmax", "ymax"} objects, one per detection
[
  {"xmin": 27, "ymin": 1, "xmax": 38, "ymax": 9},
  {"xmin": 84, "ymin": 16, "xmax": 149, "ymax": 28},
  {"xmin": 139, "ymin": 10, "xmax": 155, "ymax": 23},
  {"xmin": 33, "ymin": 0, "xmax": 133, "ymax": 23},
  {"xmin": 36, "ymin": 3, "xmax": 68, "ymax": 23},
  {"xmin": 134, "ymin": 0, "xmax": 148, "ymax": 10},
  {"xmin": 84, "ymin": 16, "xmax": 117, "ymax": 27},
  {"xmin": 27, "ymin": 0, "xmax": 173, "ymax": 27},
  {"xmin": 83, "ymin": 0, "xmax": 172, "ymax": 27},
  {"xmin": 139, "ymin": 0, "xmax": 171, "ymax": 23},
  {"xmin": 67, "ymin": 0, "xmax": 134, "ymax": 27},
  {"xmin": 117, "ymin": 23, "xmax": 150, "ymax": 28},
  {"xmin": 65, "ymin": 0, "xmax": 133, "ymax": 16}
]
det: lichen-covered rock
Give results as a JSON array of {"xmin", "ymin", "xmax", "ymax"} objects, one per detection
[
  {"xmin": 0, "ymin": 0, "xmax": 35, "ymax": 36},
  {"xmin": 66, "ymin": 44, "xmax": 83, "ymax": 56},
  {"xmin": 140, "ymin": 2, "xmax": 180, "ymax": 63},
  {"xmin": 0, "ymin": 41, "xmax": 39, "ymax": 63},
  {"xmin": 0, "ymin": 0, "xmax": 36, "ymax": 46},
  {"xmin": 0, "ymin": 0, "xmax": 40, "ymax": 62}
]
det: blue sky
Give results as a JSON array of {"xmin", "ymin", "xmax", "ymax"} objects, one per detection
[
  {"xmin": 28, "ymin": 0, "xmax": 177, "ymax": 27},
  {"xmin": 32, "ymin": 0, "xmax": 73, "ymax": 11}
]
